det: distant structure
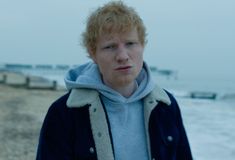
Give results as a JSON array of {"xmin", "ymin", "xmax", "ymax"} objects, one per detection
[
  {"xmin": 149, "ymin": 66, "xmax": 157, "ymax": 72},
  {"xmin": 55, "ymin": 65, "xmax": 70, "ymax": 70},
  {"xmin": 35, "ymin": 64, "xmax": 53, "ymax": 69},
  {"xmin": 4, "ymin": 63, "xmax": 33, "ymax": 71},
  {"xmin": 0, "ymin": 63, "xmax": 70, "ymax": 73},
  {"xmin": 150, "ymin": 66, "xmax": 178, "ymax": 80},
  {"xmin": 190, "ymin": 91, "xmax": 217, "ymax": 100}
]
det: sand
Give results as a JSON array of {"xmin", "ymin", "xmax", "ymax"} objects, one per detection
[{"xmin": 0, "ymin": 84, "xmax": 66, "ymax": 160}]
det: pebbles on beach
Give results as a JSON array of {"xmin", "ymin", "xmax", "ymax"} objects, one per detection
[{"xmin": 0, "ymin": 84, "xmax": 65, "ymax": 160}]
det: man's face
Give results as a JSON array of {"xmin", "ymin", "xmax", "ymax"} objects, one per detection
[{"xmin": 91, "ymin": 28, "xmax": 144, "ymax": 89}]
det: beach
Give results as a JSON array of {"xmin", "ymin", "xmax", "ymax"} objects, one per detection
[
  {"xmin": 0, "ymin": 83, "xmax": 65, "ymax": 160},
  {"xmin": 179, "ymin": 98, "xmax": 235, "ymax": 160},
  {"xmin": 0, "ymin": 72, "xmax": 235, "ymax": 160}
]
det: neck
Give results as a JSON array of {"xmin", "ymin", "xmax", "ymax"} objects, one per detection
[{"xmin": 108, "ymin": 81, "xmax": 138, "ymax": 98}]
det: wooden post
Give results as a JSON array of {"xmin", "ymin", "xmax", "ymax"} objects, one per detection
[
  {"xmin": 3, "ymin": 74, "xmax": 7, "ymax": 84},
  {"xmin": 0, "ymin": 74, "xmax": 7, "ymax": 84},
  {"xmin": 25, "ymin": 76, "xmax": 30, "ymax": 88},
  {"xmin": 51, "ymin": 80, "xmax": 57, "ymax": 90}
]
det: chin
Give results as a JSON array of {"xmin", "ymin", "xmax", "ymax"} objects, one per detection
[{"xmin": 116, "ymin": 75, "xmax": 136, "ymax": 86}]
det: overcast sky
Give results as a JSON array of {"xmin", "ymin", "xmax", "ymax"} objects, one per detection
[{"xmin": 0, "ymin": 0, "xmax": 234, "ymax": 80}]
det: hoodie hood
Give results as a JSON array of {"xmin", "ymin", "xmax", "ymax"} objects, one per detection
[{"xmin": 64, "ymin": 61, "xmax": 155, "ymax": 103}]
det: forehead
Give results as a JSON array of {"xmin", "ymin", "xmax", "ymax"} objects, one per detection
[{"xmin": 98, "ymin": 28, "xmax": 139, "ymax": 42}]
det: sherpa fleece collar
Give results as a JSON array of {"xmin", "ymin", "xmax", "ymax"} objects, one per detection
[{"xmin": 66, "ymin": 85, "xmax": 171, "ymax": 108}]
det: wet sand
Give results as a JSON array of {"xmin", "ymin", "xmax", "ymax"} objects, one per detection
[{"xmin": 0, "ymin": 84, "xmax": 66, "ymax": 160}]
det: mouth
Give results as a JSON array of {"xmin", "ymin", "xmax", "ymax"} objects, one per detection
[{"xmin": 115, "ymin": 66, "xmax": 132, "ymax": 71}]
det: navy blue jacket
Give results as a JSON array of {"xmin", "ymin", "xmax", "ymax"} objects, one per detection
[{"xmin": 36, "ymin": 87, "xmax": 193, "ymax": 160}]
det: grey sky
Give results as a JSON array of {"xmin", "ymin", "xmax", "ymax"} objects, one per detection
[{"xmin": 0, "ymin": 0, "xmax": 234, "ymax": 80}]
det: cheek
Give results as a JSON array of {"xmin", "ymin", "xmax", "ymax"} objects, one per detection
[
  {"xmin": 97, "ymin": 60, "xmax": 112, "ymax": 76},
  {"xmin": 134, "ymin": 51, "xmax": 144, "ymax": 72},
  {"xmin": 133, "ymin": 50, "xmax": 143, "ymax": 65},
  {"xmin": 133, "ymin": 47, "xmax": 144, "ymax": 58},
  {"xmin": 95, "ymin": 54, "xmax": 109, "ymax": 67}
]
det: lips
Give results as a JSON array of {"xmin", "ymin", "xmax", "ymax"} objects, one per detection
[{"xmin": 115, "ymin": 66, "xmax": 132, "ymax": 70}]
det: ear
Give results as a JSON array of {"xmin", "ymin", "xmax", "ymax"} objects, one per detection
[{"xmin": 88, "ymin": 48, "xmax": 97, "ymax": 64}]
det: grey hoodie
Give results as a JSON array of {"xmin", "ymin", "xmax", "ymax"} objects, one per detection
[{"xmin": 64, "ymin": 61, "xmax": 155, "ymax": 160}]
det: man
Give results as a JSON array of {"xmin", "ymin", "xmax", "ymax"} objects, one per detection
[{"xmin": 36, "ymin": 1, "xmax": 193, "ymax": 160}]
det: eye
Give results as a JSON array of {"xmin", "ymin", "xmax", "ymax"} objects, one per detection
[
  {"xmin": 103, "ymin": 44, "xmax": 116, "ymax": 50},
  {"xmin": 126, "ymin": 41, "xmax": 136, "ymax": 47}
]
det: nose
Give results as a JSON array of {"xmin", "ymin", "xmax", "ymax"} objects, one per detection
[{"xmin": 115, "ymin": 44, "xmax": 129, "ymax": 63}]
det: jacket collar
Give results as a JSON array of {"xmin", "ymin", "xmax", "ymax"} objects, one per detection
[
  {"xmin": 66, "ymin": 85, "xmax": 171, "ymax": 108},
  {"xmin": 145, "ymin": 84, "xmax": 171, "ymax": 106},
  {"xmin": 66, "ymin": 88, "xmax": 99, "ymax": 107}
]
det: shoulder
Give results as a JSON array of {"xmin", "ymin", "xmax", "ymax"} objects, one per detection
[
  {"xmin": 42, "ymin": 92, "xmax": 71, "ymax": 125},
  {"xmin": 146, "ymin": 85, "xmax": 178, "ymax": 107},
  {"xmin": 41, "ymin": 91, "xmax": 90, "ymax": 134},
  {"xmin": 164, "ymin": 90, "xmax": 179, "ymax": 107},
  {"xmin": 160, "ymin": 89, "xmax": 180, "ymax": 114},
  {"xmin": 47, "ymin": 92, "xmax": 70, "ymax": 114},
  {"xmin": 155, "ymin": 89, "xmax": 184, "ymax": 126},
  {"xmin": 45, "ymin": 90, "xmax": 92, "ymax": 121},
  {"xmin": 52, "ymin": 92, "xmax": 70, "ymax": 107},
  {"xmin": 151, "ymin": 88, "xmax": 180, "ymax": 118}
]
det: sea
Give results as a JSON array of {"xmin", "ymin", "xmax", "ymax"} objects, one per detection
[{"xmin": 1, "ymin": 64, "xmax": 235, "ymax": 160}]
